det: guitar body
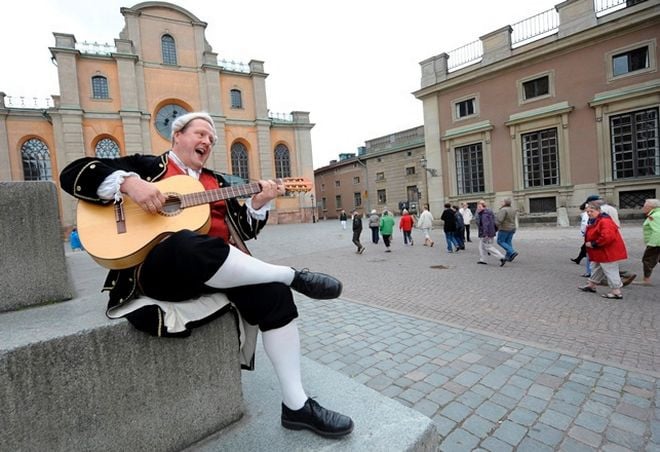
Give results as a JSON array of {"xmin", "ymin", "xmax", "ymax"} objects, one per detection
[{"xmin": 77, "ymin": 176, "xmax": 211, "ymax": 270}]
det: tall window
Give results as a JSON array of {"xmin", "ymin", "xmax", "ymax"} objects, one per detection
[
  {"xmin": 354, "ymin": 192, "xmax": 362, "ymax": 207},
  {"xmin": 230, "ymin": 89, "xmax": 243, "ymax": 109},
  {"xmin": 274, "ymin": 144, "xmax": 291, "ymax": 178},
  {"xmin": 161, "ymin": 34, "xmax": 177, "ymax": 65},
  {"xmin": 522, "ymin": 128, "xmax": 559, "ymax": 188},
  {"xmin": 610, "ymin": 108, "xmax": 659, "ymax": 179},
  {"xmin": 335, "ymin": 195, "xmax": 342, "ymax": 209},
  {"xmin": 377, "ymin": 189, "xmax": 387, "ymax": 204},
  {"xmin": 21, "ymin": 138, "xmax": 52, "ymax": 181},
  {"xmin": 231, "ymin": 142, "xmax": 249, "ymax": 181},
  {"xmin": 95, "ymin": 138, "xmax": 120, "ymax": 158},
  {"xmin": 612, "ymin": 46, "xmax": 648, "ymax": 77},
  {"xmin": 91, "ymin": 75, "xmax": 109, "ymax": 99},
  {"xmin": 455, "ymin": 143, "xmax": 485, "ymax": 194}
]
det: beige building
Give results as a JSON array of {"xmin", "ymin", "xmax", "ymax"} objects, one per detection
[
  {"xmin": 415, "ymin": 0, "xmax": 659, "ymax": 221},
  {"xmin": 314, "ymin": 126, "xmax": 428, "ymax": 219},
  {"xmin": 0, "ymin": 1, "xmax": 316, "ymax": 230}
]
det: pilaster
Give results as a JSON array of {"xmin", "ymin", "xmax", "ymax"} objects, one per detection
[
  {"xmin": 480, "ymin": 26, "xmax": 513, "ymax": 66},
  {"xmin": 0, "ymin": 93, "xmax": 10, "ymax": 181},
  {"xmin": 49, "ymin": 33, "xmax": 81, "ymax": 109},
  {"xmin": 556, "ymin": 0, "xmax": 597, "ymax": 38}
]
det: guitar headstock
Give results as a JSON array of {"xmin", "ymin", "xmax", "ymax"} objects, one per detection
[{"xmin": 279, "ymin": 177, "xmax": 312, "ymax": 193}]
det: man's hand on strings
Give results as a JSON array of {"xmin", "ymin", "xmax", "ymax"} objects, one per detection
[{"xmin": 121, "ymin": 176, "xmax": 167, "ymax": 214}]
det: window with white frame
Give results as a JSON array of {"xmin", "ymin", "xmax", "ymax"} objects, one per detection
[
  {"xmin": 455, "ymin": 98, "xmax": 476, "ymax": 119},
  {"xmin": 455, "ymin": 143, "xmax": 485, "ymax": 195},
  {"xmin": 613, "ymin": 46, "xmax": 648, "ymax": 77},
  {"xmin": 377, "ymin": 189, "xmax": 387, "ymax": 204},
  {"xmin": 610, "ymin": 107, "xmax": 659, "ymax": 179},
  {"xmin": 523, "ymin": 76, "xmax": 549, "ymax": 100},
  {"xmin": 522, "ymin": 128, "xmax": 559, "ymax": 188},
  {"xmin": 376, "ymin": 172, "xmax": 385, "ymax": 181},
  {"xmin": 353, "ymin": 176, "xmax": 360, "ymax": 184},
  {"xmin": 606, "ymin": 40, "xmax": 656, "ymax": 81}
]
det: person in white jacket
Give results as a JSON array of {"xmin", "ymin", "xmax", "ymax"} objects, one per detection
[
  {"xmin": 459, "ymin": 202, "xmax": 474, "ymax": 242},
  {"xmin": 417, "ymin": 204, "xmax": 435, "ymax": 247}
]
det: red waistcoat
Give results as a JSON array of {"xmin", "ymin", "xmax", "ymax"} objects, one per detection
[{"xmin": 163, "ymin": 163, "xmax": 230, "ymax": 242}]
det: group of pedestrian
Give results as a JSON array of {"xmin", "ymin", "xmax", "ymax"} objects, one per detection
[{"xmin": 345, "ymin": 196, "xmax": 658, "ymax": 296}]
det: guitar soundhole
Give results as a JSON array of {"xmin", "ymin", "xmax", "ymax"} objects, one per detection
[{"xmin": 160, "ymin": 193, "xmax": 182, "ymax": 217}]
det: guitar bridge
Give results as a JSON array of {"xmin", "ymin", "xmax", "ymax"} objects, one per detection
[{"xmin": 114, "ymin": 201, "xmax": 126, "ymax": 234}]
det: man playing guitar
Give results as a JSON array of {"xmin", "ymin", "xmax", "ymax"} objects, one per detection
[{"xmin": 59, "ymin": 111, "xmax": 353, "ymax": 438}]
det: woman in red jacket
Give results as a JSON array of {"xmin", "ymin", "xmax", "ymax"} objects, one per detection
[
  {"xmin": 578, "ymin": 200, "xmax": 628, "ymax": 299},
  {"xmin": 399, "ymin": 209, "xmax": 415, "ymax": 246}
]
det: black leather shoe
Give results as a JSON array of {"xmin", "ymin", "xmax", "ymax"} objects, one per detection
[
  {"xmin": 291, "ymin": 269, "xmax": 342, "ymax": 299},
  {"xmin": 281, "ymin": 398, "xmax": 354, "ymax": 438}
]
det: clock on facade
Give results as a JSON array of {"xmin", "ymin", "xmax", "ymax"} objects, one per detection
[{"xmin": 155, "ymin": 104, "xmax": 188, "ymax": 139}]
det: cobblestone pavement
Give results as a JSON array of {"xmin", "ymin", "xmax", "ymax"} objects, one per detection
[
  {"xmin": 67, "ymin": 219, "xmax": 660, "ymax": 450},
  {"xmin": 249, "ymin": 221, "xmax": 659, "ymax": 373},
  {"xmin": 247, "ymin": 219, "xmax": 660, "ymax": 450}
]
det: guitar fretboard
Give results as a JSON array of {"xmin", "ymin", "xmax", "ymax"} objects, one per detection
[{"xmin": 180, "ymin": 181, "xmax": 278, "ymax": 208}]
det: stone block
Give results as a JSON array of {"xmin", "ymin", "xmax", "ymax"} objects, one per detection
[
  {"xmin": 0, "ymin": 296, "xmax": 243, "ymax": 452},
  {"xmin": 0, "ymin": 182, "xmax": 71, "ymax": 312}
]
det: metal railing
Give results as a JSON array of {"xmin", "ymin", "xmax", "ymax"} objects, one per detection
[
  {"xmin": 4, "ymin": 96, "xmax": 53, "ymax": 109},
  {"xmin": 218, "ymin": 58, "xmax": 250, "ymax": 73},
  {"xmin": 595, "ymin": 0, "xmax": 640, "ymax": 15},
  {"xmin": 447, "ymin": 40, "xmax": 483, "ymax": 71},
  {"xmin": 268, "ymin": 111, "xmax": 293, "ymax": 123},
  {"xmin": 511, "ymin": 8, "xmax": 559, "ymax": 47},
  {"xmin": 76, "ymin": 41, "xmax": 116, "ymax": 55}
]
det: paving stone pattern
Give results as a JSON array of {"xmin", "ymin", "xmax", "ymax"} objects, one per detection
[{"xmin": 246, "ymin": 220, "xmax": 660, "ymax": 450}]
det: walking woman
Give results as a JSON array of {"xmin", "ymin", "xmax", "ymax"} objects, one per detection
[{"xmin": 578, "ymin": 200, "xmax": 628, "ymax": 299}]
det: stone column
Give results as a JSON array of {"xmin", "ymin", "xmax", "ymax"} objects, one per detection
[
  {"xmin": 419, "ymin": 53, "xmax": 448, "ymax": 89},
  {"xmin": 421, "ymin": 96, "xmax": 444, "ymax": 213},
  {"xmin": 49, "ymin": 33, "xmax": 81, "ymax": 109}
]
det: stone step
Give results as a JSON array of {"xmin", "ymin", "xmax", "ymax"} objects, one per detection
[{"xmin": 186, "ymin": 346, "xmax": 439, "ymax": 451}]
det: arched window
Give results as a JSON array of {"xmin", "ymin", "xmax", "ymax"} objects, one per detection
[
  {"xmin": 161, "ymin": 34, "xmax": 177, "ymax": 65},
  {"xmin": 230, "ymin": 89, "xmax": 243, "ymax": 109},
  {"xmin": 231, "ymin": 142, "xmax": 249, "ymax": 182},
  {"xmin": 274, "ymin": 144, "xmax": 291, "ymax": 178},
  {"xmin": 21, "ymin": 138, "xmax": 52, "ymax": 181},
  {"xmin": 91, "ymin": 75, "xmax": 109, "ymax": 99},
  {"xmin": 95, "ymin": 138, "xmax": 120, "ymax": 158}
]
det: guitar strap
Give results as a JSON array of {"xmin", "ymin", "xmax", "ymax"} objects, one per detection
[{"xmin": 225, "ymin": 213, "xmax": 251, "ymax": 256}]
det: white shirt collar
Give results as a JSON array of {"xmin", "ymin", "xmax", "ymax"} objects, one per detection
[{"xmin": 168, "ymin": 150, "xmax": 202, "ymax": 179}]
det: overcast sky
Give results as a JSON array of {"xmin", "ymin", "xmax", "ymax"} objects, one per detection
[{"xmin": 1, "ymin": 0, "xmax": 559, "ymax": 169}]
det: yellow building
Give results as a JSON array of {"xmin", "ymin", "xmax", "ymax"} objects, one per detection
[{"xmin": 0, "ymin": 1, "xmax": 316, "ymax": 230}]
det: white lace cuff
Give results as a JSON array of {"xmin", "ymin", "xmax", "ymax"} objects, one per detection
[{"xmin": 97, "ymin": 170, "xmax": 140, "ymax": 202}]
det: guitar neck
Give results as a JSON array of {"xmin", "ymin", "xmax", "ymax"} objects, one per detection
[{"xmin": 180, "ymin": 181, "xmax": 265, "ymax": 208}]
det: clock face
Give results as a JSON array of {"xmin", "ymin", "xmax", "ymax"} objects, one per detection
[{"xmin": 155, "ymin": 104, "xmax": 188, "ymax": 139}]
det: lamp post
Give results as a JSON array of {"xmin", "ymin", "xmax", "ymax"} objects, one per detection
[
  {"xmin": 420, "ymin": 157, "xmax": 429, "ymax": 207},
  {"xmin": 310, "ymin": 193, "xmax": 316, "ymax": 223}
]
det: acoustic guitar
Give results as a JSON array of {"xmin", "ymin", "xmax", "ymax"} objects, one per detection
[{"xmin": 76, "ymin": 174, "xmax": 312, "ymax": 270}]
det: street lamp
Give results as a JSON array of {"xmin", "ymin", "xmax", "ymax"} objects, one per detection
[{"xmin": 310, "ymin": 193, "xmax": 316, "ymax": 223}]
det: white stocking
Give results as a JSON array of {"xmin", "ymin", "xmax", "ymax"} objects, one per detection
[
  {"xmin": 205, "ymin": 246, "xmax": 295, "ymax": 288},
  {"xmin": 262, "ymin": 321, "xmax": 308, "ymax": 410}
]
